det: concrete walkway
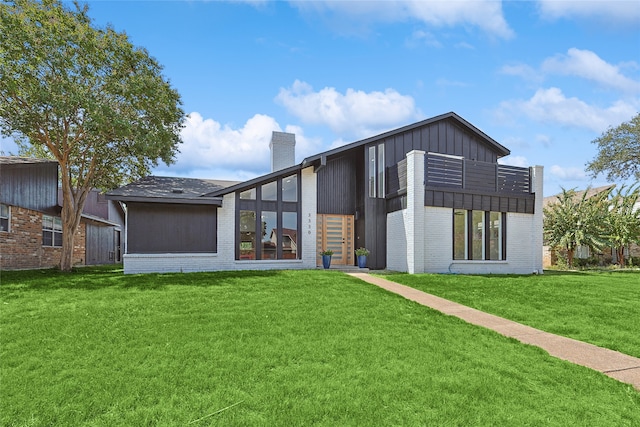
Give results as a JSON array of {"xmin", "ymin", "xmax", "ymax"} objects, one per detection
[{"xmin": 347, "ymin": 272, "xmax": 640, "ymax": 391}]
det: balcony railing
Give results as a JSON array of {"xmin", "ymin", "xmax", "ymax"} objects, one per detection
[{"xmin": 425, "ymin": 153, "xmax": 531, "ymax": 194}]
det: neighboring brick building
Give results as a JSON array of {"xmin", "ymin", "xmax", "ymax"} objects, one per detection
[{"xmin": 0, "ymin": 157, "xmax": 124, "ymax": 270}]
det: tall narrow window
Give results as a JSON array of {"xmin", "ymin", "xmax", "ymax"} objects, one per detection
[
  {"xmin": 377, "ymin": 144, "xmax": 385, "ymax": 198},
  {"xmin": 488, "ymin": 212, "xmax": 502, "ymax": 260},
  {"xmin": 368, "ymin": 146, "xmax": 376, "ymax": 197},
  {"xmin": 282, "ymin": 212, "xmax": 298, "ymax": 259},
  {"xmin": 453, "ymin": 209, "xmax": 466, "ymax": 260},
  {"xmin": 0, "ymin": 204, "xmax": 9, "ymax": 232},
  {"xmin": 471, "ymin": 210, "xmax": 484, "ymax": 260},
  {"xmin": 239, "ymin": 210, "xmax": 256, "ymax": 260},
  {"xmin": 261, "ymin": 211, "xmax": 277, "ymax": 259}
]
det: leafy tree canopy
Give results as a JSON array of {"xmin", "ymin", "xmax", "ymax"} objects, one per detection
[
  {"xmin": 0, "ymin": 0, "xmax": 186, "ymax": 270},
  {"xmin": 586, "ymin": 113, "xmax": 640, "ymax": 182},
  {"xmin": 543, "ymin": 187, "xmax": 611, "ymax": 268}
]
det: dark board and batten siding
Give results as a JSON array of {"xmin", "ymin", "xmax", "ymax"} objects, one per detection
[
  {"xmin": 127, "ymin": 202, "xmax": 217, "ymax": 253},
  {"xmin": 317, "ymin": 154, "xmax": 357, "ymax": 215},
  {"xmin": 0, "ymin": 162, "xmax": 59, "ymax": 212},
  {"xmin": 383, "ymin": 119, "xmax": 499, "ymax": 169}
]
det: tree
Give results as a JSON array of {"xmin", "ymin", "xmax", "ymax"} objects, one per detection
[
  {"xmin": 0, "ymin": 0, "xmax": 186, "ymax": 271},
  {"xmin": 604, "ymin": 184, "xmax": 640, "ymax": 268},
  {"xmin": 586, "ymin": 113, "xmax": 640, "ymax": 182},
  {"xmin": 543, "ymin": 187, "xmax": 611, "ymax": 268}
]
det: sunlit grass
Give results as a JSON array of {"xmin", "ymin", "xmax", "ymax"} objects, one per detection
[
  {"xmin": 1, "ymin": 267, "xmax": 638, "ymax": 426},
  {"xmin": 380, "ymin": 270, "xmax": 640, "ymax": 358}
]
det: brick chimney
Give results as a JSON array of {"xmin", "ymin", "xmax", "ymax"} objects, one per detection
[{"xmin": 269, "ymin": 131, "xmax": 296, "ymax": 172}]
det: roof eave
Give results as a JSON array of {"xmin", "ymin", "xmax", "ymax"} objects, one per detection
[{"xmin": 105, "ymin": 195, "xmax": 223, "ymax": 206}]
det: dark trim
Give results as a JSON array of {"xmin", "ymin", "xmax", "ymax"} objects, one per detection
[
  {"xmin": 208, "ymin": 164, "xmax": 303, "ymax": 197},
  {"xmin": 502, "ymin": 212, "xmax": 507, "ymax": 261}
]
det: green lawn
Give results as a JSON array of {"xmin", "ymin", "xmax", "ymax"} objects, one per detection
[
  {"xmin": 380, "ymin": 270, "xmax": 640, "ymax": 358},
  {"xmin": 1, "ymin": 267, "xmax": 639, "ymax": 426}
]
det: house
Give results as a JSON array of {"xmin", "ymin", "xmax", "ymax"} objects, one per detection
[
  {"xmin": 0, "ymin": 157, "xmax": 125, "ymax": 270},
  {"xmin": 107, "ymin": 112, "xmax": 544, "ymax": 274}
]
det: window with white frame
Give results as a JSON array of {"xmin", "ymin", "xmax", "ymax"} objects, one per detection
[
  {"xmin": 0, "ymin": 204, "xmax": 9, "ymax": 232},
  {"xmin": 453, "ymin": 209, "xmax": 505, "ymax": 260},
  {"xmin": 43, "ymin": 215, "xmax": 63, "ymax": 247}
]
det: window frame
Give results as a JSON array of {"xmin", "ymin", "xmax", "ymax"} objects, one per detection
[
  {"xmin": 236, "ymin": 173, "xmax": 301, "ymax": 261},
  {"xmin": 453, "ymin": 209, "xmax": 506, "ymax": 261},
  {"xmin": 0, "ymin": 203, "xmax": 9, "ymax": 232},
  {"xmin": 42, "ymin": 214, "xmax": 63, "ymax": 247}
]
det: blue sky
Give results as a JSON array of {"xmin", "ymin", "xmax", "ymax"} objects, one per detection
[{"xmin": 2, "ymin": 0, "xmax": 639, "ymax": 196}]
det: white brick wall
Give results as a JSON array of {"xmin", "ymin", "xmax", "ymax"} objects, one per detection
[
  {"xmin": 406, "ymin": 150, "xmax": 425, "ymax": 273},
  {"xmin": 123, "ymin": 166, "xmax": 318, "ymax": 274},
  {"xmin": 270, "ymin": 132, "xmax": 296, "ymax": 172},
  {"xmin": 386, "ymin": 210, "xmax": 408, "ymax": 272}
]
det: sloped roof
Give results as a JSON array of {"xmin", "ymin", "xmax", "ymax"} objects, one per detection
[
  {"xmin": 542, "ymin": 184, "xmax": 616, "ymax": 209},
  {"xmin": 106, "ymin": 176, "xmax": 239, "ymax": 205},
  {"xmin": 302, "ymin": 111, "xmax": 510, "ymax": 166},
  {"xmin": 108, "ymin": 111, "xmax": 511, "ymax": 201}
]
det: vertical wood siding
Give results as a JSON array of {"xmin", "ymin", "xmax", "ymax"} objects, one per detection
[
  {"xmin": 128, "ymin": 203, "xmax": 217, "ymax": 253},
  {"xmin": 317, "ymin": 154, "xmax": 357, "ymax": 215},
  {"xmin": 0, "ymin": 162, "xmax": 58, "ymax": 211}
]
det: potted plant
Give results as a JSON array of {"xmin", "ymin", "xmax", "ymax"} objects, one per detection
[
  {"xmin": 355, "ymin": 247, "xmax": 370, "ymax": 268},
  {"xmin": 320, "ymin": 249, "xmax": 334, "ymax": 269}
]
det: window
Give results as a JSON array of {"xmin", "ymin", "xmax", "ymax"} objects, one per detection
[
  {"xmin": 43, "ymin": 215, "xmax": 63, "ymax": 247},
  {"xmin": 239, "ymin": 188, "xmax": 256, "ymax": 200},
  {"xmin": 0, "ymin": 204, "xmax": 9, "ymax": 232},
  {"xmin": 368, "ymin": 143, "xmax": 385, "ymax": 198},
  {"xmin": 237, "ymin": 173, "xmax": 300, "ymax": 261},
  {"xmin": 453, "ymin": 210, "xmax": 505, "ymax": 260},
  {"xmin": 239, "ymin": 210, "xmax": 256, "ymax": 259},
  {"xmin": 282, "ymin": 175, "xmax": 297, "ymax": 202}
]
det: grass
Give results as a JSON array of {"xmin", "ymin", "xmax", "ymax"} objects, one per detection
[
  {"xmin": 379, "ymin": 270, "xmax": 640, "ymax": 358},
  {"xmin": 1, "ymin": 267, "xmax": 638, "ymax": 426}
]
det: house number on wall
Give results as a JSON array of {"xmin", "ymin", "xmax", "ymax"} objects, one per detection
[{"xmin": 308, "ymin": 212, "xmax": 312, "ymax": 234}]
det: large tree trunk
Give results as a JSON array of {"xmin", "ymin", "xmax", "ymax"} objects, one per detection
[
  {"xmin": 59, "ymin": 167, "xmax": 90, "ymax": 272},
  {"xmin": 567, "ymin": 247, "xmax": 575, "ymax": 268},
  {"xmin": 616, "ymin": 246, "xmax": 626, "ymax": 268}
]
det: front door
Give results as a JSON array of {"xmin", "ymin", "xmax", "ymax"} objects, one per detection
[{"xmin": 317, "ymin": 214, "xmax": 354, "ymax": 266}]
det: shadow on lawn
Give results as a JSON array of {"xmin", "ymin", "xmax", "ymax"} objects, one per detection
[{"xmin": 0, "ymin": 267, "xmax": 287, "ymax": 292}]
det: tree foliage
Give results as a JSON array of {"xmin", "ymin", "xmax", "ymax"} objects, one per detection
[
  {"xmin": 586, "ymin": 113, "xmax": 640, "ymax": 182},
  {"xmin": 543, "ymin": 187, "xmax": 611, "ymax": 268},
  {"xmin": 0, "ymin": 0, "xmax": 186, "ymax": 271},
  {"xmin": 604, "ymin": 184, "xmax": 640, "ymax": 268}
]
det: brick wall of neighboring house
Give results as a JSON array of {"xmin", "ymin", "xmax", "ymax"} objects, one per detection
[{"xmin": 0, "ymin": 205, "xmax": 86, "ymax": 270}]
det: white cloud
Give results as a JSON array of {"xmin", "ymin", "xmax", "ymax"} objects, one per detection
[
  {"xmin": 275, "ymin": 80, "xmax": 422, "ymax": 138},
  {"xmin": 500, "ymin": 63, "xmax": 543, "ymax": 83},
  {"xmin": 541, "ymin": 48, "xmax": 640, "ymax": 94},
  {"xmin": 538, "ymin": 0, "xmax": 640, "ymax": 25},
  {"xmin": 406, "ymin": 30, "xmax": 442, "ymax": 48},
  {"xmin": 496, "ymin": 87, "xmax": 638, "ymax": 133},
  {"xmin": 155, "ymin": 112, "xmax": 322, "ymax": 181},
  {"xmin": 548, "ymin": 165, "xmax": 588, "ymax": 181},
  {"xmin": 291, "ymin": 0, "xmax": 514, "ymax": 39}
]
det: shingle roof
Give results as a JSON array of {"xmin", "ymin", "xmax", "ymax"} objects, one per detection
[
  {"xmin": 106, "ymin": 176, "xmax": 239, "ymax": 205},
  {"xmin": 0, "ymin": 156, "xmax": 57, "ymax": 165}
]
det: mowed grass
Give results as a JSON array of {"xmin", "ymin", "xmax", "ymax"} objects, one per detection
[
  {"xmin": 1, "ymin": 268, "xmax": 638, "ymax": 426},
  {"xmin": 381, "ymin": 270, "xmax": 640, "ymax": 358}
]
